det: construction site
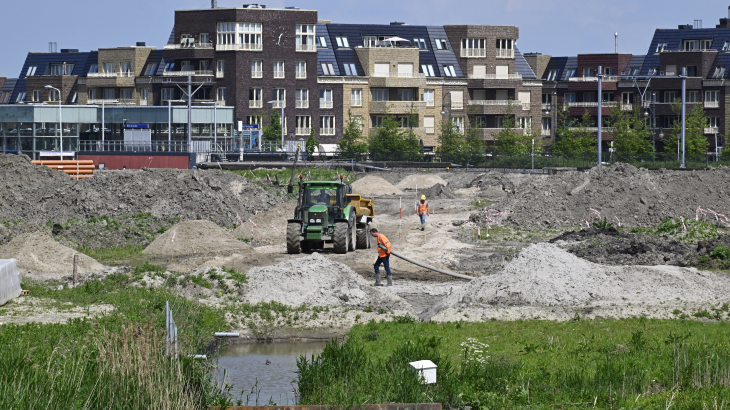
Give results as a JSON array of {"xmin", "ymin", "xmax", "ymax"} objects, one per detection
[{"xmin": 2, "ymin": 152, "xmax": 730, "ymax": 337}]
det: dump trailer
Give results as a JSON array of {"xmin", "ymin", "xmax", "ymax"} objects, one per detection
[{"xmin": 287, "ymin": 174, "xmax": 374, "ymax": 254}]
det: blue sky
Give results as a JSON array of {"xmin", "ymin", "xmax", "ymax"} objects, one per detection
[{"xmin": 1, "ymin": 0, "xmax": 730, "ymax": 77}]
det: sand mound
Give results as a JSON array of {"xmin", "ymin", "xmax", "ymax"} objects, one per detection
[
  {"xmin": 143, "ymin": 220, "xmax": 251, "ymax": 257},
  {"xmin": 351, "ymin": 176, "xmax": 402, "ymax": 196},
  {"xmin": 396, "ymin": 174, "xmax": 448, "ymax": 190},
  {"xmin": 234, "ymin": 201, "xmax": 294, "ymax": 246},
  {"xmin": 243, "ymin": 252, "xmax": 409, "ymax": 310},
  {"xmin": 0, "ymin": 232, "xmax": 105, "ymax": 274},
  {"xmin": 438, "ymin": 243, "xmax": 730, "ymax": 311}
]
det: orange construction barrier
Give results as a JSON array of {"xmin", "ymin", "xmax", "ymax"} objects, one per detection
[{"xmin": 32, "ymin": 159, "xmax": 96, "ymax": 179}]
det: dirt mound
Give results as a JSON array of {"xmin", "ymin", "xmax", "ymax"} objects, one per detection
[
  {"xmin": 0, "ymin": 232, "xmax": 105, "ymax": 274},
  {"xmin": 437, "ymin": 243, "xmax": 729, "ymax": 312},
  {"xmin": 501, "ymin": 163, "xmax": 730, "ymax": 229},
  {"xmin": 351, "ymin": 176, "xmax": 402, "ymax": 196},
  {"xmin": 243, "ymin": 252, "xmax": 410, "ymax": 310},
  {"xmin": 0, "ymin": 153, "xmax": 279, "ymax": 226},
  {"xmin": 396, "ymin": 174, "xmax": 447, "ymax": 190},
  {"xmin": 234, "ymin": 201, "xmax": 294, "ymax": 246},
  {"xmin": 142, "ymin": 220, "xmax": 251, "ymax": 258}
]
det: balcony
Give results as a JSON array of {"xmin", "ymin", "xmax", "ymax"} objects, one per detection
[
  {"xmin": 252, "ymin": 70, "xmax": 263, "ymax": 78},
  {"xmin": 468, "ymin": 73, "xmax": 522, "ymax": 80},
  {"xmin": 470, "ymin": 100, "xmax": 530, "ymax": 110},
  {"xmin": 705, "ymin": 101, "xmax": 720, "ymax": 108},
  {"xmin": 461, "ymin": 48, "xmax": 487, "ymax": 58},
  {"xmin": 569, "ymin": 76, "xmax": 620, "ymax": 82},
  {"xmin": 451, "ymin": 101, "xmax": 464, "ymax": 110},
  {"xmin": 296, "ymin": 44, "xmax": 316, "ymax": 52},
  {"xmin": 216, "ymin": 71, "xmax": 224, "ymax": 78},
  {"xmin": 164, "ymin": 43, "xmax": 213, "ymax": 49},
  {"xmin": 567, "ymin": 127, "xmax": 616, "ymax": 132},
  {"xmin": 296, "ymin": 100, "xmax": 309, "ymax": 109},
  {"xmin": 371, "ymin": 72, "xmax": 426, "ymax": 79},
  {"xmin": 350, "ymin": 98, "xmax": 362, "ymax": 107},
  {"xmin": 541, "ymin": 129, "xmax": 551, "ymax": 136},
  {"xmin": 271, "ymin": 101, "xmax": 285, "ymax": 109},
  {"xmin": 296, "ymin": 127, "xmax": 311, "ymax": 135},
  {"xmin": 320, "ymin": 100, "xmax": 333, "ymax": 109},
  {"xmin": 496, "ymin": 49, "xmax": 514, "ymax": 59},
  {"xmin": 216, "ymin": 43, "xmax": 262, "ymax": 51},
  {"xmin": 87, "ymin": 72, "xmax": 134, "ymax": 78},
  {"xmin": 426, "ymin": 100, "xmax": 434, "ymax": 107},
  {"xmin": 705, "ymin": 127, "xmax": 720, "ymax": 134},
  {"xmin": 273, "ymin": 70, "xmax": 285, "ymax": 79},
  {"xmin": 296, "ymin": 70, "xmax": 307, "ymax": 79},
  {"xmin": 369, "ymin": 100, "xmax": 426, "ymax": 113},
  {"xmin": 565, "ymin": 101, "xmax": 619, "ymax": 108},
  {"xmin": 87, "ymin": 99, "xmax": 135, "ymax": 105},
  {"xmin": 249, "ymin": 100, "xmax": 263, "ymax": 109},
  {"xmin": 318, "ymin": 76, "xmax": 369, "ymax": 84},
  {"xmin": 703, "ymin": 79, "xmax": 726, "ymax": 86},
  {"xmin": 541, "ymin": 103, "xmax": 551, "ymax": 111},
  {"xmin": 426, "ymin": 127, "xmax": 435, "ymax": 134},
  {"xmin": 163, "ymin": 70, "xmax": 213, "ymax": 77},
  {"xmin": 320, "ymin": 128, "xmax": 335, "ymax": 136},
  {"xmin": 621, "ymin": 103, "xmax": 633, "ymax": 111}
]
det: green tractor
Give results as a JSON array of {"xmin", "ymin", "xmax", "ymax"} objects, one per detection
[{"xmin": 287, "ymin": 174, "xmax": 374, "ymax": 254}]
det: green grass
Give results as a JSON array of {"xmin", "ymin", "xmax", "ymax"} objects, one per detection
[
  {"xmin": 297, "ymin": 318, "xmax": 730, "ymax": 409},
  {"xmin": 78, "ymin": 244, "xmax": 146, "ymax": 265},
  {"xmin": 470, "ymin": 197, "xmax": 492, "ymax": 208}
]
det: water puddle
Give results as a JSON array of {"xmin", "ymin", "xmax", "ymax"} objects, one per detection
[{"xmin": 215, "ymin": 341, "xmax": 327, "ymax": 405}]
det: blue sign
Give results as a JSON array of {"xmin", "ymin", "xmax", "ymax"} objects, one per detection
[
  {"xmin": 241, "ymin": 124, "xmax": 259, "ymax": 129},
  {"xmin": 125, "ymin": 124, "xmax": 149, "ymax": 129}
]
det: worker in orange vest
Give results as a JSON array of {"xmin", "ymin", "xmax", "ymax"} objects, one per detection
[
  {"xmin": 416, "ymin": 195, "xmax": 429, "ymax": 231},
  {"xmin": 370, "ymin": 228, "xmax": 392, "ymax": 286}
]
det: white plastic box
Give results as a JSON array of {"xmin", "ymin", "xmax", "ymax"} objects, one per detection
[
  {"xmin": 0, "ymin": 259, "xmax": 21, "ymax": 306},
  {"xmin": 409, "ymin": 360, "xmax": 437, "ymax": 384}
]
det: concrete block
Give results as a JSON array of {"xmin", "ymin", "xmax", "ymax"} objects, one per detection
[
  {"xmin": 0, "ymin": 259, "xmax": 21, "ymax": 306},
  {"xmin": 409, "ymin": 359, "xmax": 437, "ymax": 384}
]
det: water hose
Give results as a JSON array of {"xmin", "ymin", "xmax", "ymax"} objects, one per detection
[{"xmin": 379, "ymin": 245, "xmax": 473, "ymax": 281}]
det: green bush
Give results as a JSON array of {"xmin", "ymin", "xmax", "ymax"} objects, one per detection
[{"xmin": 710, "ymin": 245, "xmax": 730, "ymax": 261}]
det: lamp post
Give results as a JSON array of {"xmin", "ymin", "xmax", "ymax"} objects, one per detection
[
  {"xmin": 167, "ymin": 99, "xmax": 186, "ymax": 150},
  {"xmin": 680, "ymin": 66, "xmax": 687, "ymax": 168},
  {"xmin": 544, "ymin": 91, "xmax": 558, "ymax": 142},
  {"xmin": 267, "ymin": 100, "xmax": 285, "ymax": 149},
  {"xmin": 100, "ymin": 99, "xmax": 118, "ymax": 146},
  {"xmin": 598, "ymin": 65, "xmax": 603, "ymax": 167},
  {"xmin": 199, "ymin": 101, "xmax": 219, "ymax": 150},
  {"xmin": 44, "ymin": 85, "xmax": 63, "ymax": 156}
]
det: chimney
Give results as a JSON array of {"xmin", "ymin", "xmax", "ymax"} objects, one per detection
[{"xmin": 718, "ymin": 7, "xmax": 730, "ymax": 27}]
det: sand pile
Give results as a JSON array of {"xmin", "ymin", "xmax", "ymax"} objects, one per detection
[
  {"xmin": 243, "ymin": 252, "xmax": 409, "ymax": 310},
  {"xmin": 501, "ymin": 163, "xmax": 730, "ymax": 229},
  {"xmin": 234, "ymin": 201, "xmax": 294, "ymax": 246},
  {"xmin": 438, "ymin": 243, "xmax": 730, "ymax": 311},
  {"xmin": 396, "ymin": 174, "xmax": 448, "ymax": 190},
  {"xmin": 143, "ymin": 220, "xmax": 251, "ymax": 258},
  {"xmin": 0, "ymin": 232, "xmax": 105, "ymax": 274},
  {"xmin": 351, "ymin": 176, "xmax": 402, "ymax": 196}
]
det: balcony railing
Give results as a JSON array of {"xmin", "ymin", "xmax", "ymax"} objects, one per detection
[
  {"xmin": 164, "ymin": 70, "xmax": 213, "ymax": 77},
  {"xmin": 621, "ymin": 103, "xmax": 633, "ymax": 111},
  {"xmin": 541, "ymin": 129, "xmax": 551, "ymax": 136},
  {"xmin": 320, "ymin": 128, "xmax": 335, "ymax": 135},
  {"xmin": 273, "ymin": 70, "xmax": 285, "ymax": 79},
  {"xmin": 79, "ymin": 141, "xmax": 189, "ymax": 153},
  {"xmin": 425, "ymin": 100, "xmax": 434, "ymax": 106},
  {"xmin": 496, "ymin": 48, "xmax": 514, "ymax": 58},
  {"xmin": 87, "ymin": 72, "xmax": 134, "ymax": 78},
  {"xmin": 216, "ymin": 43, "xmax": 262, "ymax": 51},
  {"xmin": 565, "ymin": 101, "xmax": 619, "ymax": 108},
  {"xmin": 426, "ymin": 127, "xmax": 435, "ymax": 134},
  {"xmin": 470, "ymin": 100, "xmax": 530, "ymax": 110},
  {"xmin": 468, "ymin": 73, "xmax": 522, "ymax": 80},
  {"xmin": 163, "ymin": 43, "xmax": 213, "ymax": 50},
  {"xmin": 216, "ymin": 71, "xmax": 224, "ymax": 78},
  {"xmin": 372, "ymin": 72, "xmax": 426, "ymax": 79},
  {"xmin": 252, "ymin": 70, "xmax": 263, "ymax": 78},
  {"xmin": 705, "ymin": 101, "xmax": 720, "ymax": 108},
  {"xmin": 296, "ymin": 100, "xmax": 309, "ymax": 109},
  {"xmin": 249, "ymin": 100, "xmax": 263, "ymax": 109},
  {"xmin": 350, "ymin": 98, "xmax": 362, "ymax": 107},
  {"xmin": 271, "ymin": 101, "xmax": 285, "ymax": 109},
  {"xmin": 296, "ymin": 127, "xmax": 311, "ymax": 135},
  {"xmin": 568, "ymin": 75, "xmax": 620, "ymax": 82},
  {"xmin": 317, "ymin": 76, "xmax": 369, "ymax": 84},
  {"xmin": 461, "ymin": 48, "xmax": 487, "ymax": 58},
  {"xmin": 87, "ymin": 99, "xmax": 135, "ymax": 105},
  {"xmin": 451, "ymin": 101, "xmax": 464, "ymax": 110},
  {"xmin": 541, "ymin": 103, "xmax": 551, "ymax": 111},
  {"xmin": 320, "ymin": 100, "xmax": 333, "ymax": 109},
  {"xmin": 296, "ymin": 44, "xmax": 316, "ymax": 52},
  {"xmin": 704, "ymin": 79, "xmax": 726, "ymax": 86},
  {"xmin": 567, "ymin": 127, "xmax": 616, "ymax": 132},
  {"xmin": 705, "ymin": 127, "xmax": 720, "ymax": 134},
  {"xmin": 296, "ymin": 70, "xmax": 307, "ymax": 79}
]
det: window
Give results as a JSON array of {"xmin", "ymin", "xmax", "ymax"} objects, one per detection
[
  {"xmin": 372, "ymin": 115, "xmax": 385, "ymax": 127},
  {"xmin": 683, "ymin": 39, "xmax": 712, "ymax": 51},
  {"xmin": 564, "ymin": 93, "xmax": 576, "ymax": 103},
  {"xmin": 32, "ymin": 90, "xmax": 41, "ymax": 102},
  {"xmin": 70, "ymin": 92, "xmax": 77, "ymax": 103},
  {"xmin": 453, "ymin": 117, "xmax": 464, "ymax": 133},
  {"xmin": 272, "ymin": 88, "xmax": 286, "ymax": 106},
  {"xmin": 120, "ymin": 62, "xmax": 132, "ymax": 73},
  {"xmin": 371, "ymin": 88, "xmax": 388, "ymax": 101},
  {"xmin": 517, "ymin": 117, "xmax": 531, "ymax": 130},
  {"xmin": 247, "ymin": 115, "xmax": 262, "ymax": 126},
  {"xmin": 217, "ymin": 87, "xmax": 226, "ymax": 102},
  {"xmin": 217, "ymin": 23, "xmax": 235, "ymax": 45},
  {"xmin": 320, "ymin": 116, "xmax": 335, "ymax": 135},
  {"xmin": 273, "ymin": 61, "xmax": 285, "ymax": 78},
  {"xmin": 217, "ymin": 60, "xmax": 225, "ymax": 76},
  {"xmin": 542, "ymin": 118, "xmax": 552, "ymax": 132},
  {"xmin": 684, "ymin": 65, "xmax": 698, "ymax": 77},
  {"xmin": 443, "ymin": 65, "xmax": 456, "ymax": 77},
  {"xmin": 706, "ymin": 90, "xmax": 719, "ymax": 102},
  {"xmin": 296, "ymin": 24, "xmax": 315, "ymax": 51},
  {"xmin": 648, "ymin": 67, "xmax": 658, "ymax": 76},
  {"xmin": 200, "ymin": 33, "xmax": 210, "ymax": 44},
  {"xmin": 88, "ymin": 89, "xmax": 97, "ymax": 100},
  {"xmin": 295, "ymin": 116, "xmax": 311, "ymax": 135},
  {"xmin": 88, "ymin": 64, "xmax": 98, "ymax": 74},
  {"xmin": 708, "ymin": 117, "xmax": 721, "ymax": 129},
  {"xmin": 424, "ymin": 116, "xmax": 435, "ymax": 134},
  {"xmin": 546, "ymin": 69, "xmax": 558, "ymax": 81},
  {"xmin": 496, "ymin": 39, "xmax": 514, "ymax": 58},
  {"xmin": 200, "ymin": 60, "xmax": 210, "ymax": 72},
  {"xmin": 664, "ymin": 91, "xmax": 679, "ymax": 103},
  {"xmin": 351, "ymin": 115, "xmax": 363, "ymax": 129},
  {"xmin": 26, "ymin": 66, "xmax": 37, "ymax": 76},
  {"xmin": 162, "ymin": 88, "xmax": 174, "ymax": 100},
  {"xmin": 397, "ymin": 89, "xmax": 415, "ymax": 101},
  {"xmin": 251, "ymin": 60, "xmax": 262, "ymax": 78},
  {"xmin": 665, "ymin": 65, "xmax": 677, "ymax": 76},
  {"xmin": 363, "ymin": 36, "xmax": 379, "ymax": 48},
  {"xmin": 140, "ymin": 88, "xmax": 149, "ymax": 102},
  {"xmin": 321, "ymin": 63, "xmax": 335, "ymax": 75},
  {"xmin": 724, "ymin": 41, "xmax": 730, "ymax": 52},
  {"xmin": 351, "ymin": 89, "xmax": 362, "ymax": 106},
  {"xmin": 687, "ymin": 91, "xmax": 699, "ymax": 103},
  {"xmin": 421, "ymin": 64, "xmax": 435, "ymax": 77},
  {"xmin": 335, "ymin": 36, "xmax": 350, "ymax": 48},
  {"xmin": 120, "ymin": 89, "xmax": 133, "ymax": 100},
  {"xmin": 49, "ymin": 63, "xmax": 74, "ymax": 75},
  {"xmin": 621, "ymin": 92, "xmax": 633, "ymax": 104},
  {"xmin": 655, "ymin": 42, "xmax": 667, "ymax": 53},
  {"xmin": 164, "ymin": 61, "xmax": 175, "ymax": 72},
  {"xmin": 397, "ymin": 63, "xmax": 413, "ymax": 77},
  {"xmin": 296, "ymin": 61, "xmax": 307, "ymax": 79},
  {"xmin": 249, "ymin": 88, "xmax": 262, "ymax": 108},
  {"xmin": 712, "ymin": 66, "xmax": 726, "ymax": 78},
  {"xmin": 217, "ymin": 22, "xmax": 262, "ymax": 50},
  {"xmin": 316, "ymin": 36, "xmax": 327, "ymax": 48},
  {"xmin": 583, "ymin": 92, "xmax": 596, "ymax": 103},
  {"xmin": 423, "ymin": 89, "xmax": 434, "ymax": 106},
  {"xmin": 563, "ymin": 69, "xmax": 576, "ymax": 80},
  {"xmin": 16, "ymin": 92, "xmax": 26, "ymax": 102},
  {"xmin": 542, "ymin": 94, "xmax": 552, "ymax": 104},
  {"xmin": 343, "ymin": 63, "xmax": 357, "ymax": 76},
  {"xmin": 414, "ymin": 38, "xmax": 427, "ymax": 49},
  {"xmin": 295, "ymin": 89, "xmax": 309, "ymax": 108},
  {"xmin": 602, "ymin": 92, "xmax": 614, "ymax": 102},
  {"xmin": 583, "ymin": 67, "xmax": 595, "ymax": 77},
  {"xmin": 181, "ymin": 33, "xmax": 194, "ymax": 46},
  {"xmin": 434, "ymin": 39, "xmax": 448, "ymax": 50},
  {"xmin": 104, "ymin": 89, "xmax": 115, "ymax": 99},
  {"xmin": 144, "ymin": 64, "xmax": 157, "ymax": 76},
  {"xmin": 373, "ymin": 63, "xmax": 389, "ymax": 77},
  {"xmin": 105, "ymin": 63, "xmax": 115, "ymax": 73},
  {"xmin": 320, "ymin": 89, "xmax": 333, "ymax": 108},
  {"xmin": 461, "ymin": 38, "xmax": 486, "ymax": 57},
  {"xmin": 179, "ymin": 60, "xmax": 193, "ymax": 72}
]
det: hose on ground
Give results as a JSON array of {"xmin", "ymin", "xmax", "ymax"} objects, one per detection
[{"xmin": 378, "ymin": 245, "xmax": 473, "ymax": 281}]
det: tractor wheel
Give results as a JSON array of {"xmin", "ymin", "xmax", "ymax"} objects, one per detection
[
  {"xmin": 333, "ymin": 222, "xmax": 349, "ymax": 254},
  {"xmin": 286, "ymin": 223, "xmax": 302, "ymax": 254},
  {"xmin": 366, "ymin": 225, "xmax": 372, "ymax": 248},
  {"xmin": 356, "ymin": 224, "xmax": 368, "ymax": 249},
  {"xmin": 348, "ymin": 217, "xmax": 356, "ymax": 252}
]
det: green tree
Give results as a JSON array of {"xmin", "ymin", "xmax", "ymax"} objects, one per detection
[
  {"xmin": 305, "ymin": 126, "xmax": 318, "ymax": 158},
  {"xmin": 437, "ymin": 118, "xmax": 462, "ymax": 155},
  {"xmin": 262, "ymin": 110, "xmax": 281, "ymax": 143},
  {"xmin": 367, "ymin": 114, "xmax": 420, "ymax": 155},
  {"xmin": 663, "ymin": 100, "xmax": 709, "ymax": 156},
  {"xmin": 494, "ymin": 102, "xmax": 533, "ymax": 154},
  {"xmin": 552, "ymin": 108, "xmax": 597, "ymax": 155},
  {"xmin": 608, "ymin": 105, "xmax": 654, "ymax": 154},
  {"xmin": 337, "ymin": 110, "xmax": 368, "ymax": 154}
]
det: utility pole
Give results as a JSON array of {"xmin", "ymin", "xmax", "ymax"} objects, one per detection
[
  {"xmin": 680, "ymin": 67, "xmax": 687, "ymax": 168},
  {"xmin": 168, "ymin": 76, "xmax": 212, "ymax": 152},
  {"xmin": 598, "ymin": 65, "xmax": 603, "ymax": 166}
]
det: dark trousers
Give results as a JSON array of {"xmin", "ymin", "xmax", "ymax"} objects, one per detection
[{"xmin": 374, "ymin": 255, "xmax": 392, "ymax": 276}]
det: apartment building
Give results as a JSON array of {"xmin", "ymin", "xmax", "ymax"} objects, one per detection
[{"xmin": 79, "ymin": 45, "xmax": 155, "ymax": 106}]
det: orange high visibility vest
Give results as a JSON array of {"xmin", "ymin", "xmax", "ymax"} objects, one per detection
[
  {"xmin": 377, "ymin": 234, "xmax": 391, "ymax": 257},
  {"xmin": 417, "ymin": 200, "xmax": 428, "ymax": 216}
]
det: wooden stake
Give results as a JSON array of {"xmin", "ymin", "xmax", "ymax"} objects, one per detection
[{"xmin": 72, "ymin": 254, "xmax": 78, "ymax": 287}]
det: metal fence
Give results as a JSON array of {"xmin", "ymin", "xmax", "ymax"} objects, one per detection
[
  {"xmin": 79, "ymin": 141, "xmax": 189, "ymax": 152},
  {"xmin": 166, "ymin": 301, "xmax": 177, "ymax": 357}
]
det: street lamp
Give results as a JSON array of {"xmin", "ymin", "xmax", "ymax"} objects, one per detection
[
  {"xmin": 198, "ymin": 101, "xmax": 219, "ymax": 150},
  {"xmin": 44, "ymin": 85, "xmax": 64, "ymax": 157},
  {"xmin": 166, "ymin": 99, "xmax": 186, "ymax": 149},
  {"xmin": 267, "ymin": 100, "xmax": 285, "ymax": 149}
]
